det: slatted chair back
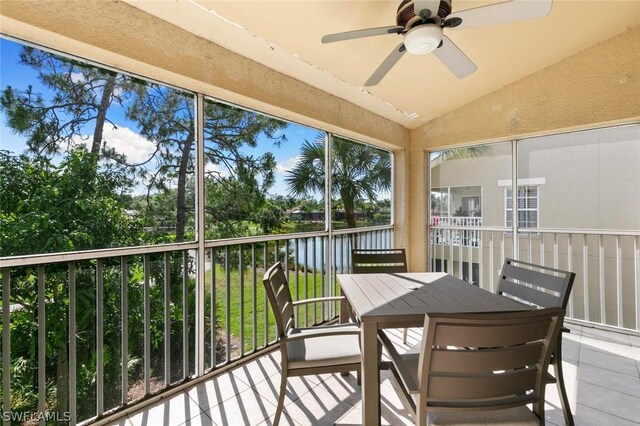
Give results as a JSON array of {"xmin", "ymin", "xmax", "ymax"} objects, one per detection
[
  {"xmin": 497, "ymin": 258, "xmax": 576, "ymax": 309},
  {"xmin": 418, "ymin": 308, "xmax": 564, "ymax": 414},
  {"xmin": 351, "ymin": 248, "xmax": 408, "ymax": 274},
  {"xmin": 497, "ymin": 258, "xmax": 577, "ymax": 425},
  {"xmin": 263, "ymin": 262, "xmax": 295, "ymax": 338}
]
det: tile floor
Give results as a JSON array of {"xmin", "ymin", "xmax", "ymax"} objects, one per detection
[{"xmin": 112, "ymin": 323, "xmax": 640, "ymax": 425}]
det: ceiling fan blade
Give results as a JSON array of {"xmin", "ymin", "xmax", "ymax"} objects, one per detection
[
  {"xmin": 433, "ymin": 36, "xmax": 477, "ymax": 79},
  {"xmin": 448, "ymin": 0, "xmax": 552, "ymax": 30},
  {"xmin": 414, "ymin": 0, "xmax": 441, "ymax": 19},
  {"xmin": 321, "ymin": 26, "xmax": 403, "ymax": 44},
  {"xmin": 364, "ymin": 43, "xmax": 407, "ymax": 86}
]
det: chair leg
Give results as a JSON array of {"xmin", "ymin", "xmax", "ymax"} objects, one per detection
[
  {"xmin": 402, "ymin": 328, "xmax": 408, "ymax": 345},
  {"xmin": 274, "ymin": 370, "xmax": 287, "ymax": 426},
  {"xmin": 415, "ymin": 395, "xmax": 427, "ymax": 426},
  {"xmin": 554, "ymin": 340, "xmax": 575, "ymax": 426}
]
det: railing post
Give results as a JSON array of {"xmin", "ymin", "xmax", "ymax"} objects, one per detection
[
  {"xmin": 143, "ymin": 255, "xmax": 151, "ymax": 394},
  {"xmin": 120, "ymin": 258, "xmax": 128, "ymax": 406},
  {"xmin": 251, "ymin": 245, "xmax": 257, "ymax": 352},
  {"xmin": 96, "ymin": 259, "xmax": 104, "ymax": 416},
  {"xmin": 239, "ymin": 244, "xmax": 245, "ymax": 357},
  {"xmin": 211, "ymin": 248, "xmax": 217, "ymax": 365},
  {"xmin": 635, "ymin": 236, "xmax": 640, "ymax": 331},
  {"xmin": 68, "ymin": 263, "xmax": 76, "ymax": 426},
  {"xmin": 599, "ymin": 234, "xmax": 606, "ymax": 324},
  {"xmin": 183, "ymin": 251, "xmax": 189, "ymax": 377},
  {"xmin": 37, "ymin": 266, "xmax": 45, "ymax": 426},
  {"xmin": 2, "ymin": 269, "xmax": 11, "ymax": 426},
  {"xmin": 164, "ymin": 253, "xmax": 171, "ymax": 385},
  {"xmin": 567, "ymin": 234, "xmax": 574, "ymax": 319},
  {"xmin": 583, "ymin": 234, "xmax": 590, "ymax": 322},
  {"xmin": 616, "ymin": 236, "xmax": 622, "ymax": 328},
  {"xmin": 225, "ymin": 247, "xmax": 231, "ymax": 363}
]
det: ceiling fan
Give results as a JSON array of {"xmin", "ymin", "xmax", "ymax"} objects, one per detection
[{"xmin": 321, "ymin": 0, "xmax": 553, "ymax": 86}]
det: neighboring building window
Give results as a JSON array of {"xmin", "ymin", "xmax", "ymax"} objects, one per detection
[{"xmin": 506, "ymin": 185, "xmax": 539, "ymax": 228}]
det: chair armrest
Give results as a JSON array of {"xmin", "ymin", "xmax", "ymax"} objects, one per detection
[
  {"xmin": 561, "ymin": 326, "xmax": 570, "ymax": 333},
  {"xmin": 284, "ymin": 326, "xmax": 360, "ymax": 342},
  {"xmin": 292, "ymin": 296, "xmax": 346, "ymax": 307},
  {"xmin": 378, "ymin": 330, "xmax": 419, "ymax": 392}
]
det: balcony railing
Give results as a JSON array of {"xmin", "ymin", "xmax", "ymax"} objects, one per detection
[
  {"xmin": 428, "ymin": 225, "xmax": 640, "ymax": 333},
  {"xmin": 430, "ymin": 216, "xmax": 482, "ymax": 247},
  {"xmin": 0, "ymin": 225, "xmax": 393, "ymax": 425}
]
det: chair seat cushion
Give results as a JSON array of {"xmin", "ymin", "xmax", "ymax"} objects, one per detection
[
  {"xmin": 428, "ymin": 406, "xmax": 539, "ymax": 425},
  {"xmin": 286, "ymin": 324, "xmax": 361, "ymax": 369}
]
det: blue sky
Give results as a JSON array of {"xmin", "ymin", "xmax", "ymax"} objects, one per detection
[
  {"xmin": 0, "ymin": 37, "xmax": 321, "ymax": 197},
  {"xmin": 1, "ymin": 37, "xmax": 390, "ymax": 202}
]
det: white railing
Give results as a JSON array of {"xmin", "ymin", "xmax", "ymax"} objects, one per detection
[
  {"xmin": 430, "ymin": 216, "xmax": 482, "ymax": 247},
  {"xmin": 0, "ymin": 225, "xmax": 394, "ymax": 425},
  {"xmin": 428, "ymin": 226, "xmax": 640, "ymax": 333}
]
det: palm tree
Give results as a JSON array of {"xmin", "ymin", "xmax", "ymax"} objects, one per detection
[
  {"xmin": 429, "ymin": 146, "xmax": 490, "ymax": 167},
  {"xmin": 286, "ymin": 134, "xmax": 391, "ymax": 228}
]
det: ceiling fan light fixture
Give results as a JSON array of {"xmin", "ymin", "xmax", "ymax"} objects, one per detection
[{"xmin": 403, "ymin": 24, "xmax": 443, "ymax": 55}]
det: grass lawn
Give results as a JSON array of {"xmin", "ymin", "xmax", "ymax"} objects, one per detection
[{"xmin": 205, "ymin": 263, "xmax": 334, "ymax": 356}]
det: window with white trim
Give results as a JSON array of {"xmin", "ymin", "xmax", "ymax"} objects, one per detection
[{"xmin": 506, "ymin": 185, "xmax": 539, "ymax": 228}]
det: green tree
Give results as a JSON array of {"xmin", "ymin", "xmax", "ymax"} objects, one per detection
[
  {"xmin": 126, "ymin": 94, "xmax": 287, "ymax": 240},
  {"xmin": 124, "ymin": 84, "xmax": 196, "ymax": 241},
  {"xmin": 253, "ymin": 200, "xmax": 284, "ymax": 234},
  {"xmin": 1, "ymin": 45, "xmax": 288, "ymax": 244},
  {"xmin": 286, "ymin": 134, "xmax": 391, "ymax": 228},
  {"xmin": 0, "ymin": 148, "xmax": 144, "ymax": 417},
  {"xmin": 0, "ymin": 47, "xmax": 135, "ymax": 162},
  {"xmin": 0, "ymin": 149, "xmax": 142, "ymax": 255}
]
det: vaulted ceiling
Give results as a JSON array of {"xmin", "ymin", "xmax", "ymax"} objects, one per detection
[{"xmin": 128, "ymin": 1, "xmax": 640, "ymax": 129}]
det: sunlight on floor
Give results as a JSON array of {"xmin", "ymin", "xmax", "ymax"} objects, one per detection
[{"xmin": 113, "ymin": 324, "xmax": 640, "ymax": 425}]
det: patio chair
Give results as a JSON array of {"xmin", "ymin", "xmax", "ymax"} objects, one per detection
[
  {"xmin": 379, "ymin": 308, "xmax": 565, "ymax": 426},
  {"xmin": 262, "ymin": 262, "xmax": 361, "ymax": 426},
  {"xmin": 497, "ymin": 258, "xmax": 576, "ymax": 425},
  {"xmin": 351, "ymin": 248, "xmax": 411, "ymax": 343}
]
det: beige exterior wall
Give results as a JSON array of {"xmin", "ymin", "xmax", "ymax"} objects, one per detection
[
  {"xmin": 408, "ymin": 25, "xmax": 640, "ymax": 271},
  {"xmin": 429, "ymin": 123, "xmax": 640, "ymax": 329},
  {"xmin": 431, "ymin": 124, "xmax": 640, "ymax": 230}
]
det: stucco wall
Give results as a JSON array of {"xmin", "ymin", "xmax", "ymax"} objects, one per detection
[
  {"xmin": 412, "ymin": 25, "xmax": 640, "ymax": 149},
  {"xmin": 407, "ymin": 25, "xmax": 640, "ymax": 270}
]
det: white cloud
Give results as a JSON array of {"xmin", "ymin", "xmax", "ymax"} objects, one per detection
[
  {"xmin": 70, "ymin": 72, "xmax": 85, "ymax": 84},
  {"xmin": 276, "ymin": 156, "xmax": 301, "ymax": 173},
  {"xmin": 205, "ymin": 161, "xmax": 230, "ymax": 178},
  {"xmin": 73, "ymin": 126, "xmax": 156, "ymax": 163}
]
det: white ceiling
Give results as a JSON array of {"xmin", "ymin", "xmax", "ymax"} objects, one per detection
[{"xmin": 127, "ymin": 0, "xmax": 640, "ymax": 129}]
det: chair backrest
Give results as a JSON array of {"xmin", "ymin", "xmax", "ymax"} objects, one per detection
[
  {"xmin": 417, "ymin": 308, "xmax": 565, "ymax": 413},
  {"xmin": 263, "ymin": 262, "xmax": 295, "ymax": 338},
  {"xmin": 497, "ymin": 258, "xmax": 576, "ymax": 309},
  {"xmin": 351, "ymin": 248, "xmax": 408, "ymax": 274}
]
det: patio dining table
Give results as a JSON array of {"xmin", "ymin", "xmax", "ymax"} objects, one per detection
[{"xmin": 336, "ymin": 272, "xmax": 531, "ymax": 426}]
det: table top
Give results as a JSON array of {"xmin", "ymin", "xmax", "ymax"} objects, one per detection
[{"xmin": 337, "ymin": 272, "xmax": 529, "ymax": 324}]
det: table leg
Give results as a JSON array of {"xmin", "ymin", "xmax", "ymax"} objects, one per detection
[
  {"xmin": 361, "ymin": 321, "xmax": 380, "ymax": 426},
  {"xmin": 340, "ymin": 289, "xmax": 351, "ymax": 377},
  {"xmin": 339, "ymin": 288, "xmax": 349, "ymax": 324}
]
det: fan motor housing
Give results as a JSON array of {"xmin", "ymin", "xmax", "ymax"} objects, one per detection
[{"xmin": 396, "ymin": 0, "xmax": 452, "ymax": 28}]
